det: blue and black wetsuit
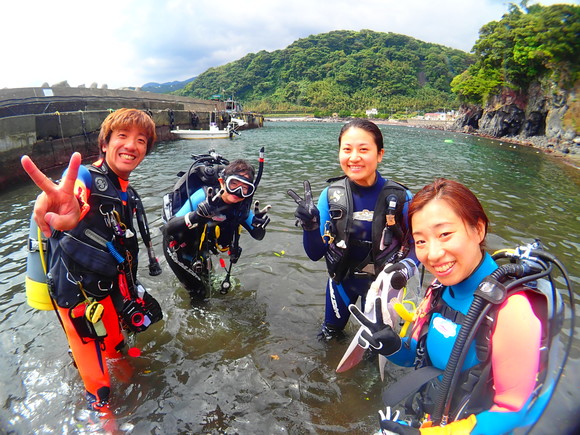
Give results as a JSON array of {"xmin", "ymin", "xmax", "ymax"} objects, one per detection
[
  {"xmin": 163, "ymin": 186, "xmax": 265, "ymax": 295},
  {"xmin": 302, "ymin": 172, "xmax": 413, "ymax": 334},
  {"xmin": 175, "ymin": 187, "xmax": 264, "ymax": 244}
]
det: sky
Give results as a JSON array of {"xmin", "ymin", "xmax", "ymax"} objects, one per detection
[{"xmin": 1, "ymin": 0, "xmax": 575, "ymax": 90}]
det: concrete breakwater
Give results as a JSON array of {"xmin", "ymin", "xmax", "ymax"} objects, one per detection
[{"xmin": 0, "ymin": 87, "xmax": 263, "ymax": 190}]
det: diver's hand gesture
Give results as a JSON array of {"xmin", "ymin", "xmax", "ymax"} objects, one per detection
[
  {"xmin": 349, "ymin": 298, "xmax": 402, "ymax": 356},
  {"xmin": 196, "ymin": 186, "xmax": 226, "ymax": 222},
  {"xmin": 20, "ymin": 152, "xmax": 82, "ymax": 238},
  {"xmin": 287, "ymin": 180, "xmax": 320, "ymax": 231},
  {"xmin": 252, "ymin": 201, "xmax": 271, "ymax": 229},
  {"xmin": 378, "ymin": 407, "xmax": 418, "ymax": 434}
]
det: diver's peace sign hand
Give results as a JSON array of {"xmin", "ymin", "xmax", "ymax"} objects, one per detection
[
  {"xmin": 252, "ymin": 200, "xmax": 271, "ymax": 229},
  {"xmin": 196, "ymin": 186, "xmax": 226, "ymax": 221},
  {"xmin": 21, "ymin": 152, "xmax": 82, "ymax": 237},
  {"xmin": 287, "ymin": 180, "xmax": 320, "ymax": 231},
  {"xmin": 349, "ymin": 298, "xmax": 402, "ymax": 356}
]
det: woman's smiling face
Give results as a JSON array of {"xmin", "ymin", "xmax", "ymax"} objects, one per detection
[
  {"xmin": 412, "ymin": 198, "xmax": 485, "ymax": 286},
  {"xmin": 338, "ymin": 127, "xmax": 384, "ymax": 187}
]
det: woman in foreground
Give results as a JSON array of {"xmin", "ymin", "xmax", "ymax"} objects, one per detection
[{"xmin": 353, "ymin": 178, "xmax": 545, "ymax": 434}]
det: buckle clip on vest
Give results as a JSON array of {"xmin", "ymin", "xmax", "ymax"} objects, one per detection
[
  {"xmin": 322, "ymin": 221, "xmax": 335, "ymax": 245},
  {"xmin": 380, "ymin": 195, "xmax": 397, "ymax": 250},
  {"xmin": 100, "ymin": 204, "xmax": 127, "ymax": 237}
]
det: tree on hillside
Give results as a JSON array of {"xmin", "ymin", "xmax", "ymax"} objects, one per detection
[{"xmin": 451, "ymin": 1, "xmax": 580, "ymax": 105}]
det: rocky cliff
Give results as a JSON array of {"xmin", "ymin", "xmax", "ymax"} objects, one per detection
[{"xmin": 453, "ymin": 80, "xmax": 579, "ymax": 158}]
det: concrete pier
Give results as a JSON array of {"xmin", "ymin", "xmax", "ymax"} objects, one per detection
[{"xmin": 0, "ymin": 87, "xmax": 263, "ymax": 190}]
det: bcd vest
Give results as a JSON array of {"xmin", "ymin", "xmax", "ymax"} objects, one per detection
[
  {"xmin": 47, "ymin": 164, "xmax": 140, "ymax": 308},
  {"xmin": 324, "ymin": 176, "xmax": 409, "ymax": 283}
]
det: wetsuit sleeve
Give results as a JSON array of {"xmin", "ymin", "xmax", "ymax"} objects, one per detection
[
  {"xmin": 471, "ymin": 292, "xmax": 542, "ymax": 435},
  {"xmin": 302, "ymin": 187, "xmax": 328, "ymax": 261},
  {"xmin": 175, "ymin": 188, "xmax": 206, "ymax": 217},
  {"xmin": 387, "ymin": 336, "xmax": 417, "ymax": 367}
]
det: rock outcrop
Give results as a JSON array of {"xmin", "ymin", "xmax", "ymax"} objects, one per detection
[{"xmin": 453, "ymin": 80, "xmax": 579, "ymax": 157}]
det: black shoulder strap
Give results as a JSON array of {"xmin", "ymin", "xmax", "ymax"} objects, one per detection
[
  {"xmin": 372, "ymin": 179, "xmax": 409, "ymax": 270},
  {"xmin": 382, "ymin": 365, "xmax": 443, "ymax": 407}
]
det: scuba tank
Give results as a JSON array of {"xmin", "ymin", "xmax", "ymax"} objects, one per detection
[{"xmin": 25, "ymin": 214, "xmax": 54, "ymax": 310}]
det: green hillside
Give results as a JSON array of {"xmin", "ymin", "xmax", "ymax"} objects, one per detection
[
  {"xmin": 451, "ymin": 2, "xmax": 579, "ymax": 106},
  {"xmin": 176, "ymin": 29, "xmax": 474, "ymax": 116}
]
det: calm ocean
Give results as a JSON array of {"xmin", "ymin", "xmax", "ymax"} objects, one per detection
[{"xmin": 1, "ymin": 121, "xmax": 578, "ymax": 433}]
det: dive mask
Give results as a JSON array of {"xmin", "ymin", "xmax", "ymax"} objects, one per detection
[{"xmin": 224, "ymin": 174, "xmax": 255, "ymax": 198}]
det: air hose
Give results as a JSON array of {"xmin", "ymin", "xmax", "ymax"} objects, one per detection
[{"xmin": 432, "ymin": 259, "xmax": 550, "ymax": 425}]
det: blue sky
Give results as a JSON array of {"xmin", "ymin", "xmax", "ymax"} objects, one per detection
[{"xmin": 1, "ymin": 0, "xmax": 573, "ymax": 89}]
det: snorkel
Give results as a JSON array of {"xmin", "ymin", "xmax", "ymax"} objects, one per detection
[{"xmin": 254, "ymin": 146, "xmax": 265, "ymax": 189}]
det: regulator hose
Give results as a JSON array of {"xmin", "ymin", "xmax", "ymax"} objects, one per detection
[{"xmin": 431, "ymin": 285, "xmax": 492, "ymax": 426}]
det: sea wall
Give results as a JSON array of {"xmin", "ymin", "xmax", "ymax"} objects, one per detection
[{"xmin": 0, "ymin": 87, "xmax": 263, "ymax": 190}]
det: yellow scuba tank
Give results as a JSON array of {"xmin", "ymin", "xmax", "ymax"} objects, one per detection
[{"xmin": 25, "ymin": 215, "xmax": 54, "ymax": 310}]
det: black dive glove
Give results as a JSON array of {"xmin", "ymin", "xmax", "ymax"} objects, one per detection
[
  {"xmin": 252, "ymin": 201, "xmax": 271, "ymax": 229},
  {"xmin": 349, "ymin": 298, "xmax": 402, "ymax": 356},
  {"xmin": 287, "ymin": 180, "xmax": 320, "ymax": 231},
  {"xmin": 196, "ymin": 187, "xmax": 226, "ymax": 222}
]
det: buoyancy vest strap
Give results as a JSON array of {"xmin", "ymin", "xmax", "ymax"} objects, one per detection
[
  {"xmin": 132, "ymin": 188, "xmax": 151, "ymax": 244},
  {"xmin": 382, "ymin": 365, "xmax": 443, "ymax": 407}
]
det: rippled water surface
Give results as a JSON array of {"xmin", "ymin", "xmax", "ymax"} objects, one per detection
[{"xmin": 1, "ymin": 121, "xmax": 579, "ymax": 434}]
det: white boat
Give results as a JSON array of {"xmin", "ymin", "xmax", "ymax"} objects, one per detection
[
  {"xmin": 171, "ymin": 119, "xmax": 246, "ymax": 140},
  {"xmin": 230, "ymin": 117, "xmax": 247, "ymax": 127}
]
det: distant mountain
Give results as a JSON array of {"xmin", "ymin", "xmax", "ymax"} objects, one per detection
[{"xmin": 141, "ymin": 77, "xmax": 196, "ymax": 93}]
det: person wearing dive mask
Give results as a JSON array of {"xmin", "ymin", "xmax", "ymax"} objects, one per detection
[{"xmin": 164, "ymin": 159, "xmax": 271, "ymax": 299}]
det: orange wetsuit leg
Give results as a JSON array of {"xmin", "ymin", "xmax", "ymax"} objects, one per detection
[{"xmin": 57, "ymin": 295, "xmax": 124, "ymax": 404}]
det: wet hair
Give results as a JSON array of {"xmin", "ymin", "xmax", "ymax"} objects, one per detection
[
  {"xmin": 409, "ymin": 178, "xmax": 490, "ymax": 246},
  {"xmin": 338, "ymin": 118, "xmax": 384, "ymax": 152},
  {"xmin": 222, "ymin": 159, "xmax": 255, "ymax": 181},
  {"xmin": 98, "ymin": 108, "xmax": 157, "ymax": 155}
]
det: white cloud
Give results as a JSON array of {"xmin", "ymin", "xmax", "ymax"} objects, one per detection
[{"xmin": 0, "ymin": 0, "xmax": 573, "ymax": 89}]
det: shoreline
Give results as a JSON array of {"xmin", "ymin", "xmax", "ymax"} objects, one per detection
[{"xmin": 265, "ymin": 116, "xmax": 580, "ymax": 170}]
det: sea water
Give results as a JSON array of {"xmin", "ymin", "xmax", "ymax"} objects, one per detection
[{"xmin": 0, "ymin": 121, "xmax": 578, "ymax": 433}]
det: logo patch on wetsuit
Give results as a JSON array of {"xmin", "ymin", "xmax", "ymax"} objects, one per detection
[
  {"xmin": 433, "ymin": 316, "xmax": 457, "ymax": 338},
  {"xmin": 94, "ymin": 176, "xmax": 108, "ymax": 192},
  {"xmin": 353, "ymin": 209, "xmax": 373, "ymax": 222},
  {"xmin": 330, "ymin": 190, "xmax": 343, "ymax": 203}
]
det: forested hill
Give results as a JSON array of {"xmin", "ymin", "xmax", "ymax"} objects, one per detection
[
  {"xmin": 175, "ymin": 30, "xmax": 474, "ymax": 115},
  {"xmin": 451, "ymin": 3, "xmax": 579, "ymax": 146}
]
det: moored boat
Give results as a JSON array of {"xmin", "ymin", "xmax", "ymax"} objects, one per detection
[{"xmin": 171, "ymin": 118, "xmax": 246, "ymax": 140}]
